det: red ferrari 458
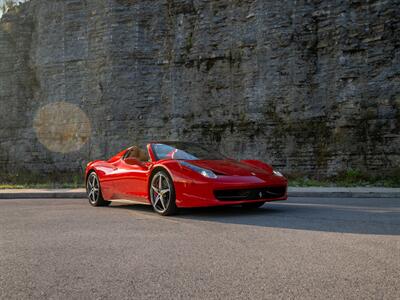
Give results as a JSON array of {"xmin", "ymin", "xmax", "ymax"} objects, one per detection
[{"xmin": 85, "ymin": 142, "xmax": 288, "ymax": 215}]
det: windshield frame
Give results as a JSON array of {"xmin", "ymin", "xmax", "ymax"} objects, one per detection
[{"xmin": 150, "ymin": 142, "xmax": 226, "ymax": 161}]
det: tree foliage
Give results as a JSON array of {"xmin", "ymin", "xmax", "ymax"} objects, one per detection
[{"xmin": 0, "ymin": 0, "xmax": 22, "ymax": 17}]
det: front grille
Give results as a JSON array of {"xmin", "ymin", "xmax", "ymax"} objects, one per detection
[{"xmin": 214, "ymin": 186, "xmax": 286, "ymax": 201}]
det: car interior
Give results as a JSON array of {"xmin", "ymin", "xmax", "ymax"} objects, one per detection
[{"xmin": 123, "ymin": 146, "xmax": 149, "ymax": 163}]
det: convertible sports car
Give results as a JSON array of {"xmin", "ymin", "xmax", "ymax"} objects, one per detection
[{"xmin": 85, "ymin": 142, "xmax": 288, "ymax": 215}]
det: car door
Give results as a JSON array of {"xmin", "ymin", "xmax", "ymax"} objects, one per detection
[
  {"xmin": 116, "ymin": 158, "xmax": 150, "ymax": 201},
  {"xmin": 98, "ymin": 159, "xmax": 126, "ymax": 200}
]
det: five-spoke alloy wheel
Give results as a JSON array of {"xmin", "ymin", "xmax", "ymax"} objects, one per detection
[
  {"xmin": 150, "ymin": 170, "xmax": 177, "ymax": 216},
  {"xmin": 87, "ymin": 172, "xmax": 110, "ymax": 206}
]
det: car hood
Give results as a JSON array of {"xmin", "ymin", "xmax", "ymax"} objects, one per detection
[{"xmin": 184, "ymin": 159, "xmax": 272, "ymax": 177}]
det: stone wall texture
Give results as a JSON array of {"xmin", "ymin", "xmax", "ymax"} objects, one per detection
[{"xmin": 0, "ymin": 0, "xmax": 399, "ymax": 179}]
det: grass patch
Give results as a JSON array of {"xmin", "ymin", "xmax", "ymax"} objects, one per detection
[
  {"xmin": 0, "ymin": 170, "xmax": 85, "ymax": 189},
  {"xmin": 0, "ymin": 182, "xmax": 84, "ymax": 189},
  {"xmin": 0, "ymin": 168, "xmax": 399, "ymax": 189}
]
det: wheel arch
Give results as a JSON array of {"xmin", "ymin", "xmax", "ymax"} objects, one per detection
[
  {"xmin": 86, "ymin": 168, "xmax": 96, "ymax": 180},
  {"xmin": 85, "ymin": 168, "xmax": 97, "ymax": 184}
]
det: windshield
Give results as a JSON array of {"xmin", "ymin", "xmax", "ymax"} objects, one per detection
[{"xmin": 151, "ymin": 142, "xmax": 226, "ymax": 161}]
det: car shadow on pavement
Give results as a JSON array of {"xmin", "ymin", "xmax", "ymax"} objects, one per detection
[
  {"xmin": 177, "ymin": 197, "xmax": 400, "ymax": 235},
  {"xmin": 111, "ymin": 197, "xmax": 400, "ymax": 235}
]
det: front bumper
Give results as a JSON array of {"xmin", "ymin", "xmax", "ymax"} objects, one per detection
[{"xmin": 174, "ymin": 174, "xmax": 288, "ymax": 208}]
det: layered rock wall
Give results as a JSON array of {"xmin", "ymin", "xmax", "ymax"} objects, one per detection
[{"xmin": 0, "ymin": 0, "xmax": 399, "ymax": 178}]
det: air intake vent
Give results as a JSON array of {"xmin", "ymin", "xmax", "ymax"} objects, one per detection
[{"xmin": 214, "ymin": 186, "xmax": 286, "ymax": 201}]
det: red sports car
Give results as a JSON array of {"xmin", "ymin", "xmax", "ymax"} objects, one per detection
[{"xmin": 85, "ymin": 142, "xmax": 288, "ymax": 215}]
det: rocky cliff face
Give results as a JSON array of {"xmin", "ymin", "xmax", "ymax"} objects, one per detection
[{"xmin": 0, "ymin": 0, "xmax": 399, "ymax": 179}]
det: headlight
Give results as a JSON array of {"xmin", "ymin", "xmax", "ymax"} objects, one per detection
[
  {"xmin": 273, "ymin": 170, "xmax": 283, "ymax": 177},
  {"xmin": 179, "ymin": 161, "xmax": 217, "ymax": 178}
]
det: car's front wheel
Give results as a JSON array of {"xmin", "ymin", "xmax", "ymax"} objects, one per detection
[
  {"xmin": 149, "ymin": 170, "xmax": 177, "ymax": 216},
  {"xmin": 87, "ymin": 172, "xmax": 111, "ymax": 207}
]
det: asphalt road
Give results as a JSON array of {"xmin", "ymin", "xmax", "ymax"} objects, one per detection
[{"xmin": 0, "ymin": 197, "xmax": 399, "ymax": 299}]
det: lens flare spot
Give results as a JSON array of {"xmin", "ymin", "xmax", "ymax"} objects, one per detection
[{"xmin": 33, "ymin": 102, "xmax": 91, "ymax": 153}]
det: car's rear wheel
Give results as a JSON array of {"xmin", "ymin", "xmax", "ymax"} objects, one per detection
[
  {"xmin": 150, "ymin": 170, "xmax": 177, "ymax": 216},
  {"xmin": 87, "ymin": 172, "xmax": 111, "ymax": 207},
  {"xmin": 241, "ymin": 201, "xmax": 265, "ymax": 209}
]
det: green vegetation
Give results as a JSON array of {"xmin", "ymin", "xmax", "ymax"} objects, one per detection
[
  {"xmin": 0, "ymin": 182, "xmax": 83, "ymax": 189},
  {"xmin": 0, "ymin": 0, "xmax": 24, "ymax": 17},
  {"xmin": 1, "ymin": 0, "xmax": 14, "ymax": 15},
  {"xmin": 0, "ymin": 171, "xmax": 84, "ymax": 189},
  {"xmin": 0, "ymin": 168, "xmax": 399, "ymax": 189}
]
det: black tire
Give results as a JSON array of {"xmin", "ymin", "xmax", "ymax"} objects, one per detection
[
  {"xmin": 149, "ymin": 170, "xmax": 177, "ymax": 216},
  {"xmin": 86, "ymin": 172, "xmax": 111, "ymax": 207},
  {"xmin": 241, "ymin": 201, "xmax": 266, "ymax": 209}
]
